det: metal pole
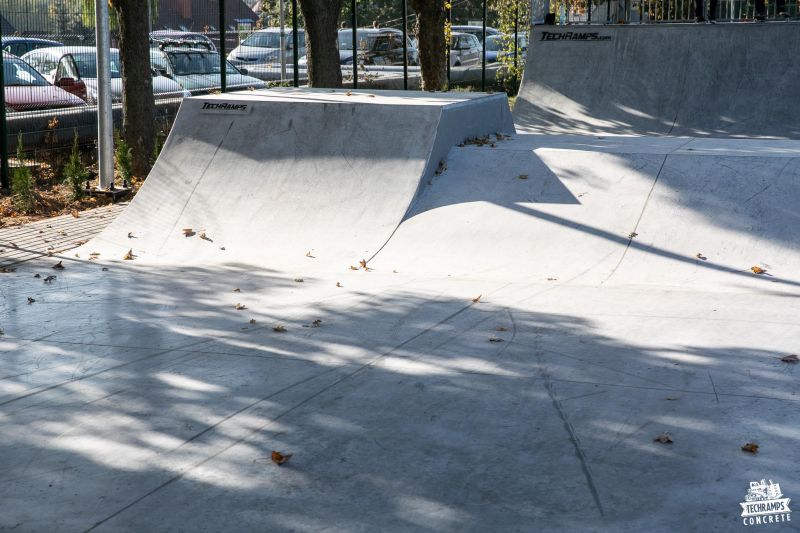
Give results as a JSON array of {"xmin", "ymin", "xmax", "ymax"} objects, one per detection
[
  {"xmin": 351, "ymin": 0, "xmax": 358, "ymax": 89},
  {"xmin": 481, "ymin": 0, "xmax": 487, "ymax": 91},
  {"xmin": 279, "ymin": 0, "xmax": 286, "ymax": 82},
  {"xmin": 292, "ymin": 0, "xmax": 299, "ymax": 87},
  {"xmin": 607, "ymin": 0, "xmax": 611, "ymax": 22},
  {"xmin": 588, "ymin": 0, "xmax": 593, "ymax": 22},
  {"xmin": 219, "ymin": 0, "xmax": 227, "ymax": 92},
  {"xmin": 402, "ymin": 0, "xmax": 408, "ymax": 90},
  {"xmin": 95, "ymin": 0, "xmax": 114, "ymax": 190},
  {"xmin": 0, "ymin": 49, "xmax": 9, "ymax": 192}
]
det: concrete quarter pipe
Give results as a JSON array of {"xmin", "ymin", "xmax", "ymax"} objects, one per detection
[{"xmin": 2, "ymin": 40, "xmax": 800, "ymax": 532}]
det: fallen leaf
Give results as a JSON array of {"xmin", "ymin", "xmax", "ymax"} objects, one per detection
[
  {"xmin": 182, "ymin": 228, "xmax": 195, "ymax": 237},
  {"xmin": 123, "ymin": 249, "xmax": 134, "ymax": 260},
  {"xmin": 359, "ymin": 259, "xmax": 368, "ymax": 270},
  {"xmin": 71, "ymin": 210, "xmax": 80, "ymax": 218},
  {"xmin": 305, "ymin": 251, "xmax": 315, "ymax": 258},
  {"xmin": 271, "ymin": 450, "xmax": 292, "ymax": 465},
  {"xmin": 392, "ymin": 269, "xmax": 398, "ymax": 273},
  {"xmin": 346, "ymin": 91, "xmax": 353, "ymax": 96},
  {"xmin": 489, "ymin": 337, "xmax": 504, "ymax": 343},
  {"xmin": 546, "ymin": 277, "xmax": 558, "ymax": 281},
  {"xmin": 495, "ymin": 326, "xmax": 508, "ymax": 332},
  {"xmin": 0, "ymin": 267, "xmax": 16, "ymax": 273},
  {"xmin": 349, "ymin": 265, "xmax": 359, "ymax": 271},
  {"xmin": 52, "ymin": 261, "xmax": 64, "ymax": 270},
  {"xmin": 472, "ymin": 294, "xmax": 482, "ymax": 303},
  {"xmin": 235, "ymin": 303, "xmax": 247, "ymax": 310},
  {"xmin": 665, "ymin": 397, "xmax": 678, "ymax": 401},
  {"xmin": 653, "ymin": 432, "xmax": 673, "ymax": 444},
  {"xmin": 273, "ymin": 325, "xmax": 287, "ymax": 332},
  {"xmin": 367, "ymin": 94, "xmax": 375, "ymax": 98},
  {"xmin": 434, "ymin": 160, "xmax": 447, "ymax": 176},
  {"xmin": 220, "ymin": 247, "xmax": 226, "ymax": 251},
  {"xmin": 303, "ymin": 319, "xmax": 322, "ymax": 328},
  {"xmin": 741, "ymin": 442, "xmax": 759, "ymax": 454},
  {"xmin": 751, "ymin": 266, "xmax": 766, "ymax": 275},
  {"xmin": 199, "ymin": 232, "xmax": 211, "ymax": 241},
  {"xmin": 780, "ymin": 354, "xmax": 798, "ymax": 363},
  {"xmin": 33, "ymin": 274, "xmax": 41, "ymax": 278},
  {"xmin": 294, "ymin": 278, "xmax": 304, "ymax": 283},
  {"xmin": 43, "ymin": 275, "xmax": 56, "ymax": 284},
  {"xmin": 249, "ymin": 318, "xmax": 256, "ymax": 324},
  {"xmin": 517, "ymin": 174, "xmax": 528, "ymax": 180},
  {"xmin": 233, "ymin": 288, "xmax": 241, "ymax": 292},
  {"xmin": 628, "ymin": 232, "xmax": 638, "ymax": 239},
  {"xmin": 336, "ymin": 282, "xmax": 342, "ymax": 287},
  {"xmin": 696, "ymin": 253, "xmax": 707, "ymax": 260},
  {"xmin": 101, "ymin": 267, "xmax": 109, "ymax": 272},
  {"xmin": 27, "ymin": 297, "xmax": 36, "ymax": 304}
]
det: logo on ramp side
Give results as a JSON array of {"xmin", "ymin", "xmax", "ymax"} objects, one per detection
[
  {"xmin": 200, "ymin": 102, "xmax": 252, "ymax": 114},
  {"xmin": 740, "ymin": 479, "xmax": 792, "ymax": 526},
  {"xmin": 539, "ymin": 31, "xmax": 611, "ymax": 41}
]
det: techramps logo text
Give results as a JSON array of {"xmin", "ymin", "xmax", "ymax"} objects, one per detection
[
  {"xmin": 539, "ymin": 31, "xmax": 612, "ymax": 42},
  {"xmin": 200, "ymin": 101, "xmax": 252, "ymax": 114},
  {"xmin": 740, "ymin": 479, "xmax": 792, "ymax": 526}
]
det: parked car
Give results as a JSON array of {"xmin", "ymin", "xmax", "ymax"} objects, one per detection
[
  {"xmin": 2, "ymin": 37, "xmax": 65, "ymax": 58},
  {"xmin": 150, "ymin": 30, "xmax": 216, "ymax": 52},
  {"xmin": 2, "ymin": 53, "xmax": 86, "ymax": 112},
  {"xmin": 449, "ymin": 32, "xmax": 482, "ymax": 67},
  {"xmin": 338, "ymin": 28, "xmax": 418, "ymax": 66},
  {"xmin": 451, "ymin": 25, "xmax": 501, "ymax": 44},
  {"xmin": 151, "ymin": 45, "xmax": 267, "ymax": 94},
  {"xmin": 484, "ymin": 34, "xmax": 528, "ymax": 63},
  {"xmin": 227, "ymin": 28, "xmax": 306, "ymax": 67},
  {"xmin": 21, "ymin": 46, "xmax": 190, "ymax": 104}
]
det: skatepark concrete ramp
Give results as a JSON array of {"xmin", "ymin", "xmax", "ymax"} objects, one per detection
[
  {"xmin": 514, "ymin": 24, "xmax": 800, "ymax": 138},
  {"xmin": 87, "ymin": 89, "xmax": 514, "ymax": 267}
]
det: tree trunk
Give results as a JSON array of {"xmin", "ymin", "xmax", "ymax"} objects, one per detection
[
  {"xmin": 409, "ymin": 0, "xmax": 447, "ymax": 91},
  {"xmin": 112, "ymin": 0, "xmax": 155, "ymax": 177},
  {"xmin": 298, "ymin": 0, "xmax": 344, "ymax": 88}
]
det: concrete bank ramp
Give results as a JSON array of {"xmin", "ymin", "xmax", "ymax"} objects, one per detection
[
  {"xmin": 87, "ymin": 89, "xmax": 513, "ymax": 267},
  {"xmin": 514, "ymin": 24, "xmax": 800, "ymax": 138}
]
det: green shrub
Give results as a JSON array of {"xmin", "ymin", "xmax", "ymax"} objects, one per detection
[
  {"xmin": 114, "ymin": 130, "xmax": 133, "ymax": 185},
  {"xmin": 11, "ymin": 133, "xmax": 35, "ymax": 213},
  {"xmin": 63, "ymin": 130, "xmax": 87, "ymax": 201}
]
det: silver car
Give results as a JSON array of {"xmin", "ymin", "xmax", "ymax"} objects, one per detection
[
  {"xmin": 22, "ymin": 46, "xmax": 190, "ymax": 104},
  {"xmin": 450, "ymin": 32, "xmax": 482, "ymax": 68},
  {"xmin": 227, "ymin": 28, "xmax": 306, "ymax": 67}
]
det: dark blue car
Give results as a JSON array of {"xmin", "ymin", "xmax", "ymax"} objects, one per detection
[{"xmin": 1, "ymin": 37, "xmax": 64, "ymax": 58}]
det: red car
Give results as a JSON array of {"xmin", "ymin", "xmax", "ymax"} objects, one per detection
[{"xmin": 3, "ymin": 53, "xmax": 86, "ymax": 112}]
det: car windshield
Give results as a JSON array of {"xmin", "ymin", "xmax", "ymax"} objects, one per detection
[
  {"xmin": 72, "ymin": 52, "xmax": 123, "ymax": 78},
  {"xmin": 4, "ymin": 58, "xmax": 49, "ymax": 86},
  {"xmin": 242, "ymin": 32, "xmax": 282, "ymax": 48},
  {"xmin": 485, "ymin": 36, "xmax": 503, "ymax": 51},
  {"xmin": 338, "ymin": 32, "xmax": 403, "ymax": 52},
  {"xmin": 167, "ymin": 51, "xmax": 239, "ymax": 75}
]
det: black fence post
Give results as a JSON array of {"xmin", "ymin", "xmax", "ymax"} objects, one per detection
[
  {"xmin": 351, "ymin": 0, "xmax": 358, "ymax": 89},
  {"xmin": 481, "ymin": 0, "xmax": 487, "ymax": 91},
  {"xmin": 402, "ymin": 0, "xmax": 408, "ymax": 90},
  {"xmin": 219, "ymin": 0, "xmax": 227, "ymax": 92},
  {"xmin": 513, "ymin": 0, "xmax": 519, "ymax": 90},
  {"xmin": 588, "ymin": 0, "xmax": 593, "ymax": 22},
  {"xmin": 0, "ymin": 50, "xmax": 8, "ymax": 192},
  {"xmin": 292, "ymin": 0, "xmax": 299, "ymax": 87}
]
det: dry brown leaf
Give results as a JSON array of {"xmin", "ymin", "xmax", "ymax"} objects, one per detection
[
  {"xmin": 199, "ymin": 232, "xmax": 211, "ymax": 241},
  {"xmin": 235, "ymin": 303, "xmax": 247, "ymax": 310},
  {"xmin": 123, "ymin": 249, "xmax": 134, "ymax": 260},
  {"xmin": 249, "ymin": 318, "xmax": 256, "ymax": 324},
  {"xmin": 346, "ymin": 91, "xmax": 353, "ymax": 96},
  {"xmin": 71, "ymin": 210, "xmax": 80, "ymax": 218},
  {"xmin": 751, "ymin": 266, "xmax": 766, "ymax": 275},
  {"xmin": 653, "ymin": 432, "xmax": 673, "ymax": 444},
  {"xmin": 127, "ymin": 232, "xmax": 135, "ymax": 238},
  {"xmin": 33, "ymin": 274, "xmax": 41, "ymax": 278},
  {"xmin": 271, "ymin": 450, "xmax": 292, "ymax": 465},
  {"xmin": 349, "ymin": 265, "xmax": 359, "ymax": 271},
  {"xmin": 472, "ymin": 294, "xmax": 482, "ymax": 303},
  {"xmin": 359, "ymin": 259, "xmax": 368, "ymax": 269},
  {"xmin": 495, "ymin": 326, "xmax": 508, "ymax": 332},
  {"xmin": 27, "ymin": 297, "xmax": 36, "ymax": 304},
  {"xmin": 52, "ymin": 261, "xmax": 64, "ymax": 270},
  {"xmin": 742, "ymin": 442, "xmax": 759, "ymax": 454},
  {"xmin": 696, "ymin": 253, "xmax": 707, "ymax": 261},
  {"xmin": 628, "ymin": 232, "xmax": 638, "ymax": 239},
  {"xmin": 182, "ymin": 228, "xmax": 195, "ymax": 237},
  {"xmin": 489, "ymin": 336, "xmax": 504, "ymax": 343},
  {"xmin": 781, "ymin": 354, "xmax": 798, "ymax": 363},
  {"xmin": 43, "ymin": 275, "xmax": 56, "ymax": 284},
  {"xmin": 101, "ymin": 267, "xmax": 109, "ymax": 271},
  {"xmin": 294, "ymin": 278, "xmax": 304, "ymax": 283},
  {"xmin": 233, "ymin": 288, "xmax": 241, "ymax": 292},
  {"xmin": 336, "ymin": 282, "xmax": 342, "ymax": 287},
  {"xmin": 517, "ymin": 174, "xmax": 528, "ymax": 180},
  {"xmin": 0, "ymin": 267, "xmax": 17, "ymax": 273},
  {"xmin": 305, "ymin": 251, "xmax": 315, "ymax": 258},
  {"xmin": 273, "ymin": 325, "xmax": 287, "ymax": 332}
]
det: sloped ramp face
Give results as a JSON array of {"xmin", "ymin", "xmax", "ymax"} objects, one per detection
[
  {"xmin": 88, "ymin": 89, "xmax": 514, "ymax": 268},
  {"xmin": 515, "ymin": 24, "xmax": 800, "ymax": 138}
]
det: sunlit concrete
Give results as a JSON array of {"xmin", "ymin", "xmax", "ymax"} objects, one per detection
[{"xmin": 1, "ymin": 89, "xmax": 799, "ymax": 532}]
